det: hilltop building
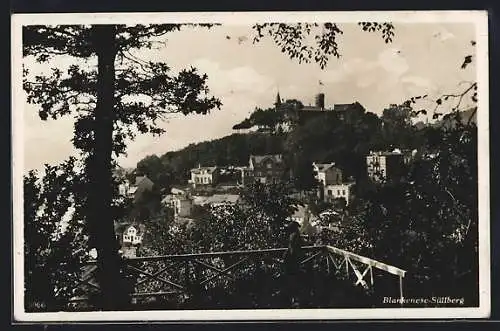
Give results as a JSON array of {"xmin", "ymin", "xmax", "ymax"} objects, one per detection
[{"xmin": 274, "ymin": 91, "xmax": 366, "ymax": 129}]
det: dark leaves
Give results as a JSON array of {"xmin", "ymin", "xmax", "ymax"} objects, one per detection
[
  {"xmin": 461, "ymin": 55, "xmax": 473, "ymax": 69},
  {"xmin": 24, "ymin": 158, "xmax": 90, "ymax": 310},
  {"xmin": 358, "ymin": 22, "xmax": 395, "ymax": 43},
  {"xmin": 252, "ymin": 22, "xmax": 343, "ymax": 69},
  {"xmin": 253, "ymin": 22, "xmax": 393, "ymax": 69},
  {"xmin": 23, "ymin": 25, "xmax": 94, "ymax": 61}
]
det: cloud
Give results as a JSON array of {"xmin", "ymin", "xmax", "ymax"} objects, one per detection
[
  {"xmin": 400, "ymin": 75, "xmax": 434, "ymax": 89},
  {"xmin": 377, "ymin": 48, "xmax": 409, "ymax": 76},
  {"xmin": 119, "ymin": 59, "xmax": 276, "ymax": 167},
  {"xmin": 192, "ymin": 58, "xmax": 274, "ymax": 96},
  {"xmin": 321, "ymin": 48, "xmax": 409, "ymax": 88},
  {"xmin": 432, "ymin": 29, "xmax": 456, "ymax": 42}
]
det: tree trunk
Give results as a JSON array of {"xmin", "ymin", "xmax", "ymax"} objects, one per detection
[{"xmin": 88, "ymin": 25, "xmax": 127, "ymax": 310}]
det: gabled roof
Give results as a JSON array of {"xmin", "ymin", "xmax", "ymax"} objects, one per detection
[
  {"xmin": 134, "ymin": 175, "xmax": 153, "ymax": 186},
  {"xmin": 368, "ymin": 151, "xmax": 404, "ymax": 157},
  {"xmin": 190, "ymin": 166, "xmax": 218, "ymax": 174},
  {"xmin": 115, "ymin": 222, "xmax": 146, "ymax": 236},
  {"xmin": 162, "ymin": 193, "xmax": 190, "ymax": 205},
  {"xmin": 249, "ymin": 154, "xmax": 283, "ymax": 167},
  {"xmin": 171, "ymin": 187, "xmax": 187, "ymax": 195},
  {"xmin": 313, "ymin": 162, "xmax": 337, "ymax": 172},
  {"xmin": 127, "ymin": 186, "xmax": 138, "ymax": 194}
]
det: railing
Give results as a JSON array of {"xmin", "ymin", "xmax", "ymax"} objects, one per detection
[{"xmin": 70, "ymin": 245, "xmax": 406, "ymax": 309}]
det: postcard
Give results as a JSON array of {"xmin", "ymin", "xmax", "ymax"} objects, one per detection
[{"xmin": 11, "ymin": 10, "xmax": 490, "ymax": 322}]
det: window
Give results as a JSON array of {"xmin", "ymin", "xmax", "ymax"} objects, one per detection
[
  {"xmin": 337, "ymin": 190, "xmax": 340, "ymax": 195},
  {"xmin": 342, "ymin": 190, "xmax": 346, "ymax": 195},
  {"xmin": 327, "ymin": 190, "xmax": 332, "ymax": 195}
]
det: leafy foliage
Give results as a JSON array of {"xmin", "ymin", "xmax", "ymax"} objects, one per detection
[
  {"xmin": 23, "ymin": 158, "xmax": 90, "ymax": 311},
  {"xmin": 232, "ymin": 107, "xmax": 284, "ymax": 132},
  {"xmin": 22, "ymin": 24, "xmax": 222, "ymax": 310},
  {"xmin": 252, "ymin": 22, "xmax": 394, "ymax": 69}
]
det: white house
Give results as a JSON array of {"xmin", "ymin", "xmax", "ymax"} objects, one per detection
[
  {"xmin": 122, "ymin": 225, "xmax": 143, "ymax": 246},
  {"xmin": 323, "ymin": 182, "xmax": 355, "ymax": 206},
  {"xmin": 189, "ymin": 165, "xmax": 220, "ymax": 187}
]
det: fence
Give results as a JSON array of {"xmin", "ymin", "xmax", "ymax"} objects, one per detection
[{"xmin": 70, "ymin": 245, "xmax": 406, "ymax": 310}]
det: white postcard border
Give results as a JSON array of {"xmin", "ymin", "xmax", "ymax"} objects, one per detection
[{"xmin": 11, "ymin": 10, "xmax": 491, "ymax": 322}]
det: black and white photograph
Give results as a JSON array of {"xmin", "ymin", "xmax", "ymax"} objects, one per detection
[{"xmin": 11, "ymin": 11, "xmax": 490, "ymax": 321}]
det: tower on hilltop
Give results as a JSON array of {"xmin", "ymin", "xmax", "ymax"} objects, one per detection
[{"xmin": 274, "ymin": 91, "xmax": 282, "ymax": 109}]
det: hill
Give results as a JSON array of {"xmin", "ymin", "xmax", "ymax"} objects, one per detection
[
  {"xmin": 133, "ymin": 132, "xmax": 286, "ymax": 189},
  {"xmin": 132, "ymin": 106, "xmax": 478, "ymax": 193}
]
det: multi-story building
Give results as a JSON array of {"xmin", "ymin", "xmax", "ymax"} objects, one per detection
[
  {"xmin": 162, "ymin": 187, "xmax": 193, "ymax": 218},
  {"xmin": 312, "ymin": 162, "xmax": 343, "ymax": 186},
  {"xmin": 189, "ymin": 165, "xmax": 220, "ymax": 187},
  {"xmin": 366, "ymin": 151, "xmax": 405, "ymax": 182},
  {"xmin": 275, "ymin": 91, "xmax": 366, "ymax": 127},
  {"xmin": 323, "ymin": 182, "xmax": 355, "ymax": 206},
  {"xmin": 115, "ymin": 223, "xmax": 145, "ymax": 246},
  {"xmin": 248, "ymin": 154, "xmax": 286, "ymax": 184}
]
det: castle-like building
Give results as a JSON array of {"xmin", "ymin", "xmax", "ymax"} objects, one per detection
[{"xmin": 273, "ymin": 91, "xmax": 366, "ymax": 131}]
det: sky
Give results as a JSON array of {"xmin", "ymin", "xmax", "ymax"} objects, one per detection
[{"xmin": 21, "ymin": 22, "xmax": 477, "ymax": 171}]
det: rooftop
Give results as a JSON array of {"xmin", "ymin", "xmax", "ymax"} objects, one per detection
[
  {"xmin": 333, "ymin": 102, "xmax": 364, "ymax": 112},
  {"xmin": 313, "ymin": 162, "xmax": 337, "ymax": 172},
  {"xmin": 204, "ymin": 194, "xmax": 240, "ymax": 205},
  {"xmin": 114, "ymin": 222, "xmax": 146, "ymax": 236},
  {"xmin": 191, "ymin": 166, "xmax": 218, "ymax": 174},
  {"xmin": 368, "ymin": 151, "xmax": 405, "ymax": 157},
  {"xmin": 134, "ymin": 175, "xmax": 152, "ymax": 186},
  {"xmin": 249, "ymin": 154, "xmax": 283, "ymax": 166}
]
